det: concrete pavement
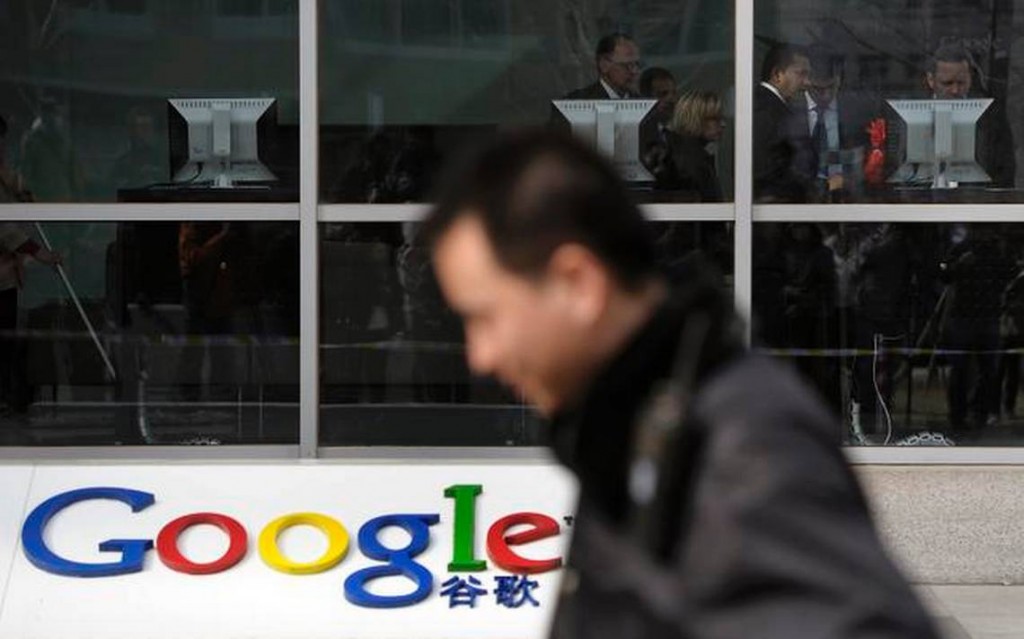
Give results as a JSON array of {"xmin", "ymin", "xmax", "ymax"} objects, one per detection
[{"xmin": 919, "ymin": 586, "xmax": 1024, "ymax": 639}]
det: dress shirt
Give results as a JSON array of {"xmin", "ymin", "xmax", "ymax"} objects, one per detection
[
  {"xmin": 807, "ymin": 94, "xmax": 841, "ymax": 178},
  {"xmin": 600, "ymin": 78, "xmax": 624, "ymax": 99}
]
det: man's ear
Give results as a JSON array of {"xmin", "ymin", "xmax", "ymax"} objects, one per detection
[
  {"xmin": 545, "ymin": 243, "xmax": 612, "ymax": 326},
  {"xmin": 925, "ymin": 72, "xmax": 936, "ymax": 92}
]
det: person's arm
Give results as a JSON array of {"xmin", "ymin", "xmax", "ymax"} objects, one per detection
[
  {"xmin": 680, "ymin": 359, "xmax": 941, "ymax": 639},
  {"xmin": 178, "ymin": 222, "xmax": 230, "ymax": 277},
  {"xmin": 14, "ymin": 238, "xmax": 62, "ymax": 266}
]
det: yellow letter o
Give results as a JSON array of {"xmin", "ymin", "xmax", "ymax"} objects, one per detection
[{"xmin": 258, "ymin": 513, "xmax": 349, "ymax": 575}]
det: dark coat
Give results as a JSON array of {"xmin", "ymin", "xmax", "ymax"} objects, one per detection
[
  {"xmin": 564, "ymin": 80, "xmax": 636, "ymax": 100},
  {"xmin": 664, "ymin": 132, "xmax": 723, "ymax": 202},
  {"xmin": 975, "ymin": 100, "xmax": 1016, "ymax": 188},
  {"xmin": 754, "ymin": 84, "xmax": 814, "ymax": 202},
  {"xmin": 547, "ymin": 283, "xmax": 940, "ymax": 639}
]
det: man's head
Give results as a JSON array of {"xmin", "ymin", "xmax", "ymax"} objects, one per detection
[
  {"xmin": 423, "ymin": 131, "xmax": 663, "ymax": 415},
  {"xmin": 596, "ymin": 33, "xmax": 642, "ymax": 97},
  {"xmin": 761, "ymin": 44, "xmax": 810, "ymax": 101},
  {"xmin": 639, "ymin": 67, "xmax": 678, "ymax": 123},
  {"xmin": 807, "ymin": 55, "xmax": 841, "ymax": 106},
  {"xmin": 126, "ymin": 107, "xmax": 157, "ymax": 149},
  {"xmin": 926, "ymin": 43, "xmax": 972, "ymax": 99}
]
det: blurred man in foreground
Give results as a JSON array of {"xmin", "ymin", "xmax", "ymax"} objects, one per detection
[{"xmin": 423, "ymin": 130, "xmax": 939, "ymax": 639}]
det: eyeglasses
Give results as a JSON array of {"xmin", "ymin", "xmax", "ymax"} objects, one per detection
[{"xmin": 604, "ymin": 57, "xmax": 644, "ymax": 72}]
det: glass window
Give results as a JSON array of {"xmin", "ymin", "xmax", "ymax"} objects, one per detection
[
  {"xmin": 319, "ymin": 0, "xmax": 734, "ymax": 204},
  {"xmin": 754, "ymin": 0, "xmax": 1021, "ymax": 204},
  {"xmin": 0, "ymin": 3, "xmax": 298, "ymax": 203},
  {"xmin": 0, "ymin": 221, "xmax": 299, "ymax": 446},
  {"xmin": 753, "ymin": 222, "xmax": 1024, "ymax": 447},
  {"xmin": 318, "ymin": 221, "xmax": 733, "ymax": 446}
]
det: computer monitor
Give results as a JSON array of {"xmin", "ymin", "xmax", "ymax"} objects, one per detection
[
  {"xmin": 168, "ymin": 97, "xmax": 278, "ymax": 188},
  {"xmin": 887, "ymin": 98, "xmax": 992, "ymax": 188},
  {"xmin": 552, "ymin": 99, "xmax": 657, "ymax": 182}
]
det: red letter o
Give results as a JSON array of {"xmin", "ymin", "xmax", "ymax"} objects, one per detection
[{"xmin": 157, "ymin": 512, "xmax": 248, "ymax": 575}]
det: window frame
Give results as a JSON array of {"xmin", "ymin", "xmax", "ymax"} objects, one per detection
[{"xmin": 2, "ymin": 0, "xmax": 1021, "ymax": 463}]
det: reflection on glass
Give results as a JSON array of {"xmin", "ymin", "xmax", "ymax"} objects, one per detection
[
  {"xmin": 753, "ymin": 222, "xmax": 1024, "ymax": 447},
  {"xmin": 317, "ymin": 221, "xmax": 732, "ymax": 446},
  {"xmin": 0, "ymin": 222, "xmax": 299, "ymax": 446},
  {"xmin": 320, "ymin": 1, "xmax": 734, "ymax": 203},
  {"xmin": 754, "ymin": 0, "xmax": 1021, "ymax": 203},
  {"xmin": 0, "ymin": 3, "xmax": 298, "ymax": 203}
]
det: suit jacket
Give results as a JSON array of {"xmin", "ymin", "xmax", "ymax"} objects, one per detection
[
  {"xmin": 564, "ymin": 80, "xmax": 637, "ymax": 100},
  {"xmin": 976, "ymin": 99, "xmax": 1016, "ymax": 187},
  {"xmin": 661, "ymin": 131, "xmax": 722, "ymax": 202},
  {"xmin": 753, "ymin": 84, "xmax": 814, "ymax": 202},
  {"xmin": 547, "ymin": 286, "xmax": 941, "ymax": 639}
]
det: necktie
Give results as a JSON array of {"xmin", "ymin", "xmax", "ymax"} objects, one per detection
[{"xmin": 812, "ymin": 104, "xmax": 828, "ymax": 154}]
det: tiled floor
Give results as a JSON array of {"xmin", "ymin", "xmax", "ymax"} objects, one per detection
[{"xmin": 918, "ymin": 586, "xmax": 1024, "ymax": 639}]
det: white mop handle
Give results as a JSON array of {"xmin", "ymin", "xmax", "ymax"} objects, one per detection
[{"xmin": 32, "ymin": 223, "xmax": 117, "ymax": 381}]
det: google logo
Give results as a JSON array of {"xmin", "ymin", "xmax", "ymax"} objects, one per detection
[{"xmin": 20, "ymin": 484, "xmax": 564, "ymax": 609}]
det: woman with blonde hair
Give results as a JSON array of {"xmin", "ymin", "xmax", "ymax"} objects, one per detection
[{"xmin": 664, "ymin": 89, "xmax": 726, "ymax": 201}]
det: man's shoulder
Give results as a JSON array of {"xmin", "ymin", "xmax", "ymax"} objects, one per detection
[
  {"xmin": 692, "ymin": 354, "xmax": 839, "ymax": 444},
  {"xmin": 564, "ymin": 81, "xmax": 608, "ymax": 100}
]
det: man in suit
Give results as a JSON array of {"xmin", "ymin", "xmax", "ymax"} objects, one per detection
[
  {"xmin": 800, "ymin": 53, "xmax": 874, "ymax": 200},
  {"xmin": 565, "ymin": 33, "xmax": 642, "ymax": 100},
  {"xmin": 922, "ymin": 42, "xmax": 1015, "ymax": 188},
  {"xmin": 754, "ymin": 43, "xmax": 814, "ymax": 202}
]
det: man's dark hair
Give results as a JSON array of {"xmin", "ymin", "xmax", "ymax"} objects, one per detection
[
  {"xmin": 422, "ymin": 129, "xmax": 659, "ymax": 290},
  {"xmin": 0, "ymin": 114, "xmax": 7, "ymax": 139},
  {"xmin": 808, "ymin": 50, "xmax": 842, "ymax": 83},
  {"xmin": 595, "ymin": 33, "xmax": 634, "ymax": 61},
  {"xmin": 760, "ymin": 43, "xmax": 808, "ymax": 83},
  {"xmin": 639, "ymin": 67, "xmax": 675, "ymax": 97},
  {"xmin": 927, "ymin": 42, "xmax": 970, "ymax": 74}
]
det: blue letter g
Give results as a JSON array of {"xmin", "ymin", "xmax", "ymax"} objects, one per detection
[{"xmin": 22, "ymin": 487, "xmax": 155, "ymax": 578}]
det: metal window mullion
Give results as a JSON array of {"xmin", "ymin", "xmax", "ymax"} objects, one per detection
[
  {"xmin": 298, "ymin": 0, "xmax": 319, "ymax": 458},
  {"xmin": 755, "ymin": 203, "xmax": 1024, "ymax": 222},
  {"xmin": 734, "ymin": 0, "xmax": 754, "ymax": 341},
  {"xmin": 0, "ymin": 203, "xmax": 299, "ymax": 221},
  {"xmin": 317, "ymin": 203, "xmax": 736, "ymax": 223}
]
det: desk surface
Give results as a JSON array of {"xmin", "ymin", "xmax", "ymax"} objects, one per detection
[
  {"xmin": 860, "ymin": 186, "xmax": 1024, "ymax": 204},
  {"xmin": 118, "ymin": 184, "xmax": 298, "ymax": 203}
]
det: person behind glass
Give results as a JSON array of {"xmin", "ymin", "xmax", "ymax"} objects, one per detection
[
  {"xmin": 937, "ymin": 224, "xmax": 1017, "ymax": 434},
  {"xmin": 801, "ymin": 54, "xmax": 871, "ymax": 201},
  {"xmin": 639, "ymin": 67, "xmax": 678, "ymax": 126},
  {"xmin": 1, "ymin": 116, "xmax": 62, "ymax": 419},
  {"xmin": 782, "ymin": 222, "xmax": 841, "ymax": 416},
  {"xmin": 848, "ymin": 224, "xmax": 914, "ymax": 439},
  {"xmin": 660, "ymin": 90, "xmax": 725, "ymax": 202},
  {"xmin": 754, "ymin": 43, "xmax": 814, "ymax": 203},
  {"xmin": 996, "ymin": 254, "xmax": 1024, "ymax": 423},
  {"xmin": 0, "ymin": 223, "xmax": 62, "ymax": 419},
  {"xmin": 423, "ymin": 130, "xmax": 939, "ymax": 639},
  {"xmin": 565, "ymin": 33, "xmax": 642, "ymax": 100},
  {"xmin": 638, "ymin": 67, "xmax": 679, "ymax": 181},
  {"xmin": 109, "ymin": 106, "xmax": 165, "ymax": 192},
  {"xmin": 921, "ymin": 42, "xmax": 1015, "ymax": 188},
  {"xmin": 176, "ymin": 222, "xmax": 249, "ymax": 402},
  {"xmin": 20, "ymin": 95, "xmax": 81, "ymax": 202}
]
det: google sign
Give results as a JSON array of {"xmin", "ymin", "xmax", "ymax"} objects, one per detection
[{"xmin": 21, "ymin": 484, "xmax": 565, "ymax": 609}]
